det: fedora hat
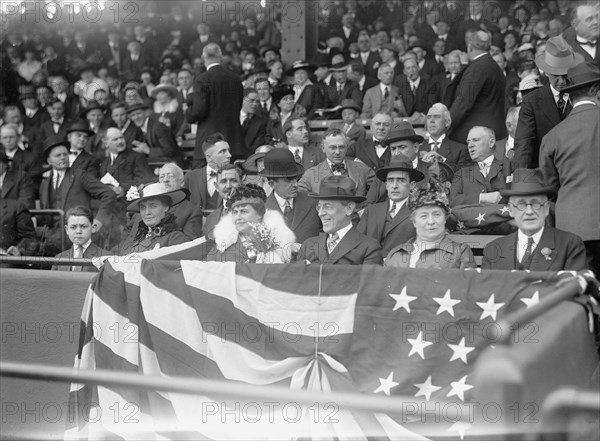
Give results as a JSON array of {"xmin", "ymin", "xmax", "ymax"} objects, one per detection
[
  {"xmin": 260, "ymin": 148, "xmax": 304, "ymax": 178},
  {"xmin": 339, "ymin": 99, "xmax": 361, "ymax": 112},
  {"xmin": 559, "ymin": 62, "xmax": 600, "ymax": 93},
  {"xmin": 535, "ymin": 36, "xmax": 584, "ymax": 75},
  {"xmin": 80, "ymin": 100, "xmax": 104, "ymax": 118},
  {"xmin": 380, "ymin": 43, "xmax": 398, "ymax": 54},
  {"xmin": 312, "ymin": 53, "xmax": 331, "ymax": 68},
  {"xmin": 329, "ymin": 53, "xmax": 348, "ymax": 71},
  {"xmin": 126, "ymin": 101, "xmax": 150, "ymax": 113},
  {"xmin": 18, "ymin": 85, "xmax": 36, "ymax": 100},
  {"xmin": 408, "ymin": 39, "xmax": 428, "ymax": 52},
  {"xmin": 309, "ymin": 175, "xmax": 365, "ymax": 202},
  {"xmin": 150, "ymin": 84, "xmax": 178, "ymax": 99},
  {"xmin": 242, "ymin": 145, "xmax": 275, "ymax": 174},
  {"xmin": 244, "ymin": 60, "xmax": 270, "ymax": 79},
  {"xmin": 500, "ymin": 168, "xmax": 555, "ymax": 197},
  {"xmin": 387, "ymin": 121, "xmax": 424, "ymax": 144},
  {"xmin": 42, "ymin": 136, "xmax": 69, "ymax": 161},
  {"xmin": 285, "ymin": 60, "xmax": 316, "ymax": 76},
  {"xmin": 66, "ymin": 120, "xmax": 94, "ymax": 136},
  {"xmin": 375, "ymin": 153, "xmax": 425, "ymax": 182},
  {"xmin": 126, "ymin": 182, "xmax": 187, "ymax": 212},
  {"xmin": 77, "ymin": 63, "xmax": 98, "ymax": 76},
  {"xmin": 271, "ymin": 85, "xmax": 294, "ymax": 103},
  {"xmin": 259, "ymin": 45, "xmax": 280, "ymax": 58}
]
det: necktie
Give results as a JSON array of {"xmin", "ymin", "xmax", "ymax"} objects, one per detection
[
  {"xmin": 208, "ymin": 170, "xmax": 217, "ymax": 178},
  {"xmin": 431, "ymin": 141, "xmax": 439, "ymax": 152},
  {"xmin": 389, "ymin": 202, "xmax": 397, "ymax": 218},
  {"xmin": 283, "ymin": 200, "xmax": 293, "ymax": 223},
  {"xmin": 293, "ymin": 149, "xmax": 302, "ymax": 163},
  {"xmin": 521, "ymin": 237, "xmax": 535, "ymax": 267},
  {"xmin": 383, "ymin": 87, "xmax": 389, "ymax": 100},
  {"xmin": 53, "ymin": 122, "xmax": 60, "ymax": 134},
  {"xmin": 208, "ymin": 171, "xmax": 216, "ymax": 196},
  {"xmin": 262, "ymin": 101, "xmax": 268, "ymax": 111},
  {"xmin": 72, "ymin": 245, "xmax": 83, "ymax": 272},
  {"xmin": 327, "ymin": 232, "xmax": 339, "ymax": 254},
  {"xmin": 479, "ymin": 163, "xmax": 488, "ymax": 178},
  {"xmin": 331, "ymin": 162, "xmax": 345, "ymax": 174},
  {"xmin": 557, "ymin": 93, "xmax": 567, "ymax": 119},
  {"xmin": 411, "ymin": 83, "xmax": 417, "ymax": 94},
  {"xmin": 337, "ymin": 83, "xmax": 343, "ymax": 94},
  {"xmin": 53, "ymin": 171, "xmax": 62, "ymax": 190}
]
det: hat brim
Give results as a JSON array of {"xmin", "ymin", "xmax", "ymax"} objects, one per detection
[
  {"xmin": 388, "ymin": 134, "xmax": 425, "ymax": 144},
  {"xmin": 126, "ymin": 104, "xmax": 150, "ymax": 113},
  {"xmin": 285, "ymin": 64, "xmax": 316, "ymax": 76},
  {"xmin": 500, "ymin": 186, "xmax": 556, "ymax": 198},
  {"xmin": 42, "ymin": 141, "xmax": 70, "ymax": 161},
  {"xmin": 242, "ymin": 152, "xmax": 268, "ymax": 173},
  {"xmin": 150, "ymin": 85, "xmax": 178, "ymax": 98},
  {"xmin": 559, "ymin": 76, "xmax": 600, "ymax": 93},
  {"xmin": 67, "ymin": 127, "xmax": 94, "ymax": 136},
  {"xmin": 308, "ymin": 193, "xmax": 366, "ymax": 202},
  {"xmin": 329, "ymin": 64, "xmax": 349, "ymax": 72},
  {"xmin": 126, "ymin": 189, "xmax": 188, "ymax": 212},
  {"xmin": 375, "ymin": 166, "xmax": 425, "ymax": 182},
  {"xmin": 535, "ymin": 52, "xmax": 585, "ymax": 75},
  {"xmin": 260, "ymin": 162, "xmax": 305, "ymax": 179},
  {"xmin": 340, "ymin": 105, "xmax": 361, "ymax": 112}
]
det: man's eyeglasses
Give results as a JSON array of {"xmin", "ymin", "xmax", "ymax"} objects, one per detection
[{"xmin": 509, "ymin": 201, "xmax": 548, "ymax": 211}]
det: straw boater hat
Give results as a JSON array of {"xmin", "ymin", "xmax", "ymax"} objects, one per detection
[
  {"xmin": 42, "ymin": 136, "xmax": 70, "ymax": 161},
  {"xmin": 309, "ymin": 175, "xmax": 365, "ymax": 203},
  {"xmin": 150, "ymin": 84, "xmax": 178, "ymax": 99},
  {"xmin": 500, "ymin": 168, "xmax": 555, "ymax": 197},
  {"xmin": 408, "ymin": 179, "xmax": 450, "ymax": 213},
  {"xmin": 259, "ymin": 148, "xmax": 304, "ymax": 179},
  {"xmin": 126, "ymin": 182, "xmax": 187, "ymax": 212},
  {"xmin": 387, "ymin": 121, "xmax": 425, "ymax": 144},
  {"xmin": 559, "ymin": 62, "xmax": 600, "ymax": 93},
  {"xmin": 285, "ymin": 60, "xmax": 316, "ymax": 76},
  {"xmin": 375, "ymin": 153, "xmax": 425, "ymax": 182},
  {"xmin": 535, "ymin": 36, "xmax": 584, "ymax": 75},
  {"xmin": 66, "ymin": 120, "xmax": 94, "ymax": 137}
]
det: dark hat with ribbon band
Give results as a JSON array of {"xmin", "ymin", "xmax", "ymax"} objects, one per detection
[
  {"xmin": 309, "ymin": 175, "xmax": 365, "ymax": 202},
  {"xmin": 66, "ymin": 120, "xmax": 94, "ymax": 136},
  {"xmin": 260, "ymin": 148, "xmax": 304, "ymax": 178},
  {"xmin": 375, "ymin": 153, "xmax": 425, "ymax": 182},
  {"xmin": 559, "ymin": 62, "xmax": 600, "ymax": 93},
  {"xmin": 42, "ymin": 136, "xmax": 70, "ymax": 161},
  {"xmin": 387, "ymin": 121, "xmax": 424, "ymax": 143},
  {"xmin": 285, "ymin": 60, "xmax": 316, "ymax": 76}
]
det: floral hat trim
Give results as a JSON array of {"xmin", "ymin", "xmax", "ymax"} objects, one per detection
[{"xmin": 408, "ymin": 179, "xmax": 450, "ymax": 213}]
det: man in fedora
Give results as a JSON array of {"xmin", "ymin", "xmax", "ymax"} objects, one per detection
[
  {"xmin": 261, "ymin": 149, "xmax": 321, "ymax": 244},
  {"xmin": 66, "ymin": 120, "xmax": 100, "ymax": 178},
  {"xmin": 482, "ymin": 168, "xmax": 587, "ymax": 271},
  {"xmin": 318, "ymin": 54, "xmax": 362, "ymax": 119},
  {"xmin": 38, "ymin": 136, "xmax": 116, "ymax": 254},
  {"xmin": 297, "ymin": 175, "xmax": 382, "ymax": 265},
  {"xmin": 127, "ymin": 101, "xmax": 183, "ymax": 167},
  {"xmin": 540, "ymin": 62, "xmax": 600, "ymax": 276},
  {"xmin": 331, "ymin": 99, "xmax": 367, "ymax": 147},
  {"xmin": 514, "ymin": 35, "xmax": 584, "ymax": 169},
  {"xmin": 298, "ymin": 128, "xmax": 372, "ymax": 203},
  {"xmin": 358, "ymin": 154, "xmax": 425, "ymax": 256}
]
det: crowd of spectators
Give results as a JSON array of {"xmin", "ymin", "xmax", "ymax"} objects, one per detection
[{"xmin": 0, "ymin": 0, "xmax": 598, "ymax": 276}]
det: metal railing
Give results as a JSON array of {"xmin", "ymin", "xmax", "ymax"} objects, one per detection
[{"xmin": 0, "ymin": 256, "xmax": 95, "ymax": 267}]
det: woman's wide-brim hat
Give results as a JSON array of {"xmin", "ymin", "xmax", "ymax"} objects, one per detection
[
  {"xmin": 66, "ymin": 120, "xmax": 94, "ymax": 136},
  {"xmin": 309, "ymin": 175, "xmax": 365, "ymax": 202},
  {"xmin": 500, "ymin": 168, "xmax": 556, "ymax": 197},
  {"xmin": 285, "ymin": 60, "xmax": 316, "ymax": 76},
  {"xmin": 534, "ymin": 35, "xmax": 584, "ymax": 75},
  {"xmin": 260, "ymin": 148, "xmax": 304, "ymax": 178},
  {"xmin": 42, "ymin": 136, "xmax": 70, "ymax": 161},
  {"xmin": 558, "ymin": 62, "xmax": 600, "ymax": 93},
  {"xmin": 375, "ymin": 154, "xmax": 425, "ymax": 182},
  {"xmin": 387, "ymin": 121, "xmax": 425, "ymax": 144},
  {"xmin": 126, "ymin": 182, "xmax": 188, "ymax": 212},
  {"xmin": 242, "ymin": 145, "xmax": 275, "ymax": 174},
  {"xmin": 150, "ymin": 84, "xmax": 178, "ymax": 99}
]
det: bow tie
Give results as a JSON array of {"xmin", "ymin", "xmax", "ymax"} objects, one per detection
[
  {"xmin": 579, "ymin": 40, "xmax": 597, "ymax": 47},
  {"xmin": 208, "ymin": 170, "xmax": 217, "ymax": 178},
  {"xmin": 374, "ymin": 140, "xmax": 388, "ymax": 148},
  {"xmin": 331, "ymin": 163, "xmax": 346, "ymax": 173}
]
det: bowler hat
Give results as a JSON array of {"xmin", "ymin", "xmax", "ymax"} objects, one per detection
[
  {"xmin": 380, "ymin": 43, "xmax": 398, "ymax": 53},
  {"xmin": 535, "ymin": 36, "xmax": 584, "ymax": 75},
  {"xmin": 259, "ymin": 45, "xmax": 280, "ymax": 58},
  {"xmin": 260, "ymin": 148, "xmax": 304, "ymax": 178},
  {"xmin": 126, "ymin": 182, "xmax": 187, "ymax": 212},
  {"xmin": 78, "ymin": 63, "xmax": 98, "ymax": 76},
  {"xmin": 285, "ymin": 60, "xmax": 316, "ymax": 76},
  {"xmin": 80, "ymin": 101, "xmax": 104, "ymax": 118},
  {"xmin": 500, "ymin": 168, "xmax": 555, "ymax": 197},
  {"xmin": 339, "ymin": 99, "xmax": 361, "ymax": 112},
  {"xmin": 126, "ymin": 101, "xmax": 150, "ymax": 113},
  {"xmin": 42, "ymin": 136, "xmax": 69, "ymax": 161},
  {"xmin": 309, "ymin": 175, "xmax": 365, "ymax": 202},
  {"xmin": 375, "ymin": 153, "xmax": 425, "ymax": 182},
  {"xmin": 19, "ymin": 85, "xmax": 36, "ymax": 100},
  {"xmin": 559, "ymin": 62, "xmax": 600, "ymax": 93},
  {"xmin": 408, "ymin": 39, "xmax": 428, "ymax": 52},
  {"xmin": 271, "ymin": 85, "xmax": 294, "ymax": 103},
  {"xmin": 66, "ymin": 120, "xmax": 94, "ymax": 136},
  {"xmin": 387, "ymin": 121, "xmax": 424, "ymax": 144}
]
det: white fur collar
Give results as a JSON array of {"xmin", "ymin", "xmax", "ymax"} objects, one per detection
[
  {"xmin": 213, "ymin": 209, "xmax": 296, "ymax": 252},
  {"xmin": 153, "ymin": 99, "xmax": 179, "ymax": 114}
]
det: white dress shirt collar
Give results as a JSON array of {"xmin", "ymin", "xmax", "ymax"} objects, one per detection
[
  {"xmin": 389, "ymin": 197, "xmax": 407, "ymax": 216},
  {"xmin": 429, "ymin": 133, "xmax": 446, "ymax": 145},
  {"xmin": 274, "ymin": 191, "xmax": 293, "ymax": 211},
  {"xmin": 206, "ymin": 62, "xmax": 220, "ymax": 70},
  {"xmin": 332, "ymin": 221, "xmax": 353, "ymax": 242},
  {"xmin": 517, "ymin": 227, "xmax": 544, "ymax": 262}
]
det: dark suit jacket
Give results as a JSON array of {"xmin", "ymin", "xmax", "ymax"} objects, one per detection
[
  {"xmin": 564, "ymin": 33, "xmax": 600, "ymax": 68},
  {"xmin": 540, "ymin": 103, "xmax": 600, "ymax": 241},
  {"xmin": 297, "ymin": 227, "xmax": 383, "ymax": 265},
  {"xmin": 347, "ymin": 138, "xmax": 390, "ymax": 171},
  {"xmin": 1, "ymin": 170, "xmax": 35, "ymax": 208},
  {"xmin": 356, "ymin": 75, "xmax": 379, "ymax": 99},
  {"xmin": 24, "ymin": 108, "xmax": 50, "ymax": 132},
  {"xmin": 394, "ymin": 75, "xmax": 437, "ymax": 115},
  {"xmin": 121, "ymin": 52, "xmax": 153, "ymax": 78},
  {"xmin": 242, "ymin": 113, "xmax": 268, "ymax": 156},
  {"xmin": 184, "ymin": 166, "xmax": 223, "ymax": 211},
  {"xmin": 331, "ymin": 121, "xmax": 367, "ymax": 148},
  {"xmin": 8, "ymin": 148, "xmax": 43, "ymax": 182},
  {"xmin": 322, "ymin": 81, "xmax": 363, "ymax": 118},
  {"xmin": 52, "ymin": 243, "xmax": 107, "ymax": 272},
  {"xmin": 186, "ymin": 64, "xmax": 244, "ymax": 167},
  {"xmin": 202, "ymin": 206, "xmax": 225, "ymax": 239},
  {"xmin": 0, "ymin": 198, "xmax": 36, "ymax": 252},
  {"xmin": 265, "ymin": 192, "xmax": 321, "ymax": 244},
  {"xmin": 358, "ymin": 201, "xmax": 415, "ymax": 256},
  {"xmin": 296, "ymin": 84, "xmax": 319, "ymax": 119},
  {"xmin": 109, "ymin": 120, "xmax": 144, "ymax": 149},
  {"xmin": 71, "ymin": 150, "xmax": 100, "ymax": 179},
  {"xmin": 99, "ymin": 41, "xmax": 126, "ymax": 72},
  {"xmin": 450, "ymin": 159, "xmax": 508, "ymax": 207},
  {"xmin": 143, "ymin": 116, "xmax": 182, "ymax": 166},
  {"xmin": 482, "ymin": 227, "xmax": 587, "ymax": 271},
  {"xmin": 513, "ymin": 84, "xmax": 568, "ymax": 169},
  {"xmin": 39, "ymin": 168, "xmax": 116, "ymax": 225},
  {"xmin": 449, "ymin": 53, "xmax": 507, "ymax": 143},
  {"xmin": 289, "ymin": 144, "xmax": 326, "ymax": 171},
  {"xmin": 422, "ymin": 137, "xmax": 472, "ymax": 171},
  {"xmin": 39, "ymin": 118, "xmax": 73, "ymax": 141},
  {"xmin": 99, "ymin": 149, "xmax": 154, "ymax": 193}
]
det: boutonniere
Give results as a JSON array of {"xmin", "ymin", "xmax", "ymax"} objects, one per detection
[{"xmin": 541, "ymin": 248, "xmax": 552, "ymax": 261}]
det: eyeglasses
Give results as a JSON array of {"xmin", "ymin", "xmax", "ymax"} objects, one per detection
[{"xmin": 509, "ymin": 201, "xmax": 548, "ymax": 211}]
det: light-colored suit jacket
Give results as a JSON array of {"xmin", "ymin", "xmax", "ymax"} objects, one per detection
[
  {"xmin": 361, "ymin": 84, "xmax": 406, "ymax": 118},
  {"xmin": 298, "ymin": 159, "xmax": 372, "ymax": 198}
]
